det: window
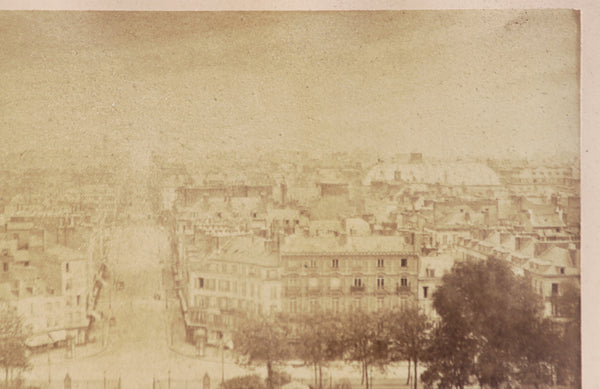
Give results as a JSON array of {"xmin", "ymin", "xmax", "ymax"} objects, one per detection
[
  {"xmin": 560, "ymin": 267, "xmax": 565, "ymax": 274},
  {"xmin": 426, "ymin": 268, "xmax": 435, "ymax": 277},
  {"xmin": 423, "ymin": 286, "xmax": 429, "ymax": 298},
  {"xmin": 401, "ymin": 258, "xmax": 407, "ymax": 267},
  {"xmin": 332, "ymin": 259, "xmax": 339, "ymax": 268},
  {"xmin": 377, "ymin": 259, "xmax": 384, "ymax": 268},
  {"xmin": 309, "ymin": 259, "xmax": 317, "ymax": 268},
  {"xmin": 309, "ymin": 278, "xmax": 319, "ymax": 289},
  {"xmin": 219, "ymin": 280, "xmax": 230, "ymax": 292},
  {"xmin": 196, "ymin": 277, "xmax": 204, "ymax": 289},
  {"xmin": 330, "ymin": 278, "xmax": 341, "ymax": 290},
  {"xmin": 377, "ymin": 298, "xmax": 384, "ymax": 311},
  {"xmin": 401, "ymin": 278, "xmax": 408, "ymax": 287},
  {"xmin": 377, "ymin": 277, "xmax": 385, "ymax": 289},
  {"xmin": 332, "ymin": 298, "xmax": 339, "ymax": 313},
  {"xmin": 354, "ymin": 278, "xmax": 363, "ymax": 287},
  {"xmin": 3, "ymin": 262, "xmax": 7, "ymax": 272},
  {"xmin": 552, "ymin": 283, "xmax": 559, "ymax": 295},
  {"xmin": 206, "ymin": 279, "xmax": 216, "ymax": 291},
  {"xmin": 76, "ymin": 295, "xmax": 81, "ymax": 306},
  {"xmin": 65, "ymin": 263, "xmax": 69, "ymax": 273},
  {"xmin": 290, "ymin": 299, "xmax": 297, "ymax": 313}
]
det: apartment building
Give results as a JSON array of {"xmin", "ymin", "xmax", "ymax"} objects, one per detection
[
  {"xmin": 181, "ymin": 235, "xmax": 281, "ymax": 350},
  {"xmin": 280, "ymin": 235, "xmax": 419, "ymax": 314}
]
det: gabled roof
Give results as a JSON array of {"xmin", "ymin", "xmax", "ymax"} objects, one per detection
[{"xmin": 539, "ymin": 246, "xmax": 576, "ymax": 268}]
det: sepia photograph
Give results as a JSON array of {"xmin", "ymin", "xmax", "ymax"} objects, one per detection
[{"xmin": 0, "ymin": 4, "xmax": 586, "ymax": 389}]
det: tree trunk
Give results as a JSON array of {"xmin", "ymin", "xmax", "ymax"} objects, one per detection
[
  {"xmin": 314, "ymin": 363, "xmax": 318, "ymax": 389},
  {"xmin": 5, "ymin": 366, "xmax": 8, "ymax": 389},
  {"xmin": 413, "ymin": 359, "xmax": 418, "ymax": 389},
  {"xmin": 361, "ymin": 363, "xmax": 365, "ymax": 386},
  {"xmin": 267, "ymin": 361, "xmax": 274, "ymax": 389},
  {"xmin": 319, "ymin": 365, "xmax": 323, "ymax": 389},
  {"xmin": 406, "ymin": 360, "xmax": 411, "ymax": 385},
  {"xmin": 364, "ymin": 362, "xmax": 369, "ymax": 389}
]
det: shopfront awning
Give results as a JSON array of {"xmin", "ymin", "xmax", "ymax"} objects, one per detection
[
  {"xmin": 49, "ymin": 329, "xmax": 67, "ymax": 342},
  {"xmin": 25, "ymin": 334, "xmax": 52, "ymax": 348}
]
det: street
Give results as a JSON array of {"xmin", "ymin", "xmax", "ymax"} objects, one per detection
[{"xmin": 27, "ymin": 221, "xmax": 248, "ymax": 389}]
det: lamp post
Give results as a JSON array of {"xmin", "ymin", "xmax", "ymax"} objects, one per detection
[{"xmin": 47, "ymin": 340, "xmax": 51, "ymax": 385}]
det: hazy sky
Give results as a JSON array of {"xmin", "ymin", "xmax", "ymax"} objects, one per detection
[{"xmin": 0, "ymin": 10, "xmax": 580, "ymax": 161}]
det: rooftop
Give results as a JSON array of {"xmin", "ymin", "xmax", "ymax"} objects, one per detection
[{"xmin": 281, "ymin": 235, "xmax": 412, "ymax": 254}]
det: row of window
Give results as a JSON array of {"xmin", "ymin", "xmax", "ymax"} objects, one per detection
[
  {"xmin": 288, "ymin": 296, "xmax": 415, "ymax": 313},
  {"xmin": 193, "ymin": 295, "xmax": 260, "ymax": 311},
  {"xmin": 309, "ymin": 258, "xmax": 410, "ymax": 269},
  {"xmin": 290, "ymin": 277, "xmax": 411, "ymax": 289},
  {"xmin": 195, "ymin": 277, "xmax": 279, "ymax": 299},
  {"xmin": 201, "ymin": 262, "xmax": 277, "ymax": 278}
]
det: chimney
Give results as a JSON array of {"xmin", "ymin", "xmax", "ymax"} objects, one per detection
[
  {"xmin": 568, "ymin": 243, "xmax": 578, "ymax": 267},
  {"xmin": 280, "ymin": 180, "xmax": 287, "ymax": 206},
  {"xmin": 414, "ymin": 233, "xmax": 423, "ymax": 254}
]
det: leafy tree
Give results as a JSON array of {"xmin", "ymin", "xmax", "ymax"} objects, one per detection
[
  {"xmin": 0, "ymin": 309, "xmax": 30, "ymax": 389},
  {"xmin": 233, "ymin": 313, "xmax": 290, "ymax": 389},
  {"xmin": 424, "ymin": 258, "xmax": 554, "ymax": 389},
  {"xmin": 422, "ymin": 321, "xmax": 477, "ymax": 389},
  {"xmin": 554, "ymin": 281, "xmax": 581, "ymax": 388},
  {"xmin": 294, "ymin": 311, "xmax": 343, "ymax": 389},
  {"xmin": 384, "ymin": 307, "xmax": 431, "ymax": 389},
  {"xmin": 339, "ymin": 310, "xmax": 388, "ymax": 389}
]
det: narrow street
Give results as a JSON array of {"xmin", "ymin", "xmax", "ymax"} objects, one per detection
[{"xmin": 27, "ymin": 221, "xmax": 247, "ymax": 389}]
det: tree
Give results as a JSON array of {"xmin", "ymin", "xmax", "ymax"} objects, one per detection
[
  {"xmin": 424, "ymin": 258, "xmax": 554, "ymax": 389},
  {"xmin": 422, "ymin": 321, "xmax": 478, "ymax": 389},
  {"xmin": 232, "ymin": 313, "xmax": 290, "ymax": 389},
  {"xmin": 554, "ymin": 281, "xmax": 581, "ymax": 388},
  {"xmin": 385, "ymin": 307, "xmax": 431, "ymax": 389},
  {"xmin": 339, "ymin": 310, "xmax": 388, "ymax": 389},
  {"xmin": 294, "ymin": 311, "xmax": 343, "ymax": 389},
  {"xmin": 0, "ymin": 308, "xmax": 30, "ymax": 389}
]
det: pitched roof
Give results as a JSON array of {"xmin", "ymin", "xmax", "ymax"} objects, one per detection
[
  {"xmin": 205, "ymin": 236, "xmax": 279, "ymax": 267},
  {"xmin": 281, "ymin": 235, "xmax": 411, "ymax": 254}
]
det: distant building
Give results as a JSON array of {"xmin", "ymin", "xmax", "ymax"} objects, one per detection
[
  {"xmin": 181, "ymin": 235, "xmax": 281, "ymax": 352},
  {"xmin": 280, "ymin": 235, "xmax": 420, "ymax": 314}
]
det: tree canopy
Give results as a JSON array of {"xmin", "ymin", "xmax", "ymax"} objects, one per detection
[
  {"xmin": 233, "ymin": 313, "xmax": 291, "ymax": 389},
  {"xmin": 424, "ymin": 258, "xmax": 556, "ymax": 389},
  {"xmin": 0, "ymin": 308, "xmax": 30, "ymax": 388}
]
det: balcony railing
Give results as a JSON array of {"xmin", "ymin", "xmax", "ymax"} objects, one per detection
[
  {"xmin": 284, "ymin": 286, "xmax": 301, "ymax": 297},
  {"xmin": 396, "ymin": 285, "xmax": 412, "ymax": 295},
  {"xmin": 350, "ymin": 285, "xmax": 365, "ymax": 293}
]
